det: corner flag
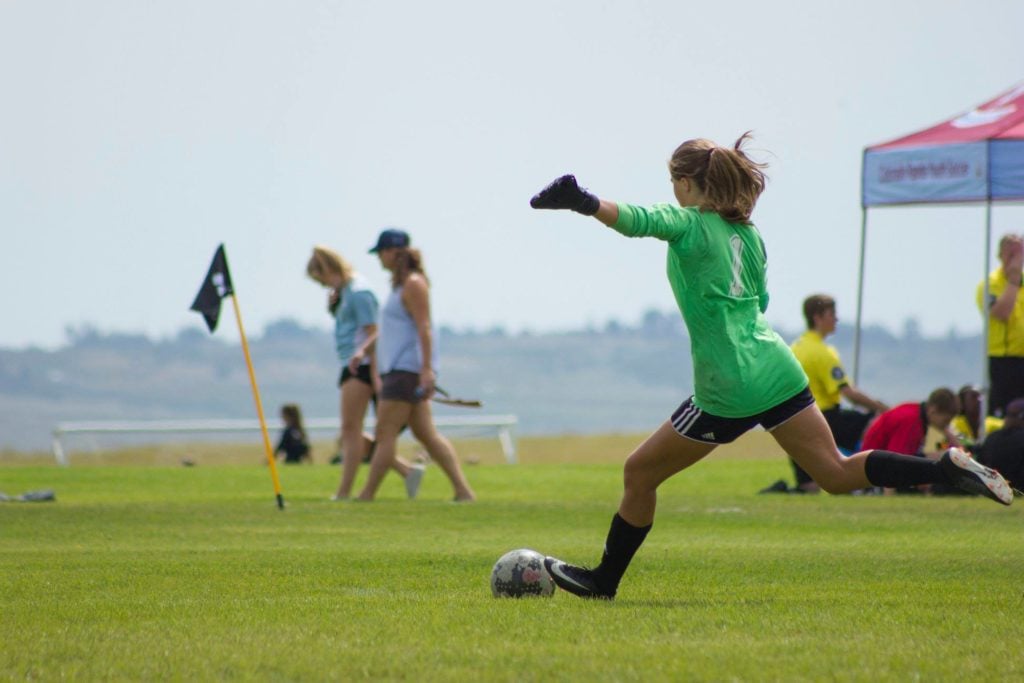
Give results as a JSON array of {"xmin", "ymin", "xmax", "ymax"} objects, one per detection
[
  {"xmin": 189, "ymin": 244, "xmax": 234, "ymax": 332},
  {"xmin": 188, "ymin": 244, "xmax": 285, "ymax": 510}
]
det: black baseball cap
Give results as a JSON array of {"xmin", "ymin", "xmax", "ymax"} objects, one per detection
[{"xmin": 369, "ymin": 228, "xmax": 410, "ymax": 253}]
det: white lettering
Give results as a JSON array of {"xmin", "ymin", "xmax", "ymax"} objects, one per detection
[{"xmin": 729, "ymin": 235, "xmax": 744, "ymax": 297}]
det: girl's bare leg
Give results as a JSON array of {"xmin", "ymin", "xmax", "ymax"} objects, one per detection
[
  {"xmin": 617, "ymin": 420, "xmax": 717, "ymax": 526},
  {"xmin": 768, "ymin": 405, "xmax": 872, "ymax": 493},
  {"xmin": 407, "ymin": 400, "xmax": 475, "ymax": 501},
  {"xmin": 335, "ymin": 379, "xmax": 374, "ymax": 499},
  {"xmin": 356, "ymin": 399, "xmax": 413, "ymax": 501}
]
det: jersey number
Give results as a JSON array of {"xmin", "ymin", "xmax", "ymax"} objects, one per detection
[{"xmin": 729, "ymin": 235, "xmax": 744, "ymax": 297}]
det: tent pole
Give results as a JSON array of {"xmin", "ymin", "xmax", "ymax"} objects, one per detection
[
  {"xmin": 979, "ymin": 200, "xmax": 993, "ymax": 438},
  {"xmin": 853, "ymin": 208, "xmax": 869, "ymax": 384}
]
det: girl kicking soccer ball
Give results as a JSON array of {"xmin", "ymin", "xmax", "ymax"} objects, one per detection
[{"xmin": 529, "ymin": 133, "xmax": 1013, "ymax": 600}]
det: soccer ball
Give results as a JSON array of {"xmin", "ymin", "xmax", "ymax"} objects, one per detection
[{"xmin": 490, "ymin": 548, "xmax": 555, "ymax": 598}]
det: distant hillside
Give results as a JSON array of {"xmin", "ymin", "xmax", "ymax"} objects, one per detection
[{"xmin": 0, "ymin": 312, "xmax": 984, "ymax": 451}]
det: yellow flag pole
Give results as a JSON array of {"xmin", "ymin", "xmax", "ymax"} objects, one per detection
[{"xmin": 229, "ymin": 293, "xmax": 285, "ymax": 510}]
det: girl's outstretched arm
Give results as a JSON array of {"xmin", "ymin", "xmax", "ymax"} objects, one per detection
[
  {"xmin": 531, "ymin": 175, "xmax": 688, "ymax": 241},
  {"xmin": 593, "ymin": 199, "xmax": 619, "ymax": 227}
]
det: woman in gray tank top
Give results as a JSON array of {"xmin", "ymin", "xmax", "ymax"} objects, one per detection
[{"xmin": 356, "ymin": 229, "xmax": 476, "ymax": 502}]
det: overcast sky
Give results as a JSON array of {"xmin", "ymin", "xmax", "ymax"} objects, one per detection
[{"xmin": 3, "ymin": 0, "xmax": 1024, "ymax": 350}]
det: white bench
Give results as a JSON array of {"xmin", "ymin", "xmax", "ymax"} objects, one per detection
[{"xmin": 52, "ymin": 414, "xmax": 519, "ymax": 466}]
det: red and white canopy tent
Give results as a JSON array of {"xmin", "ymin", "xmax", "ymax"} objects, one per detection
[{"xmin": 855, "ymin": 83, "xmax": 1024, "ymax": 423}]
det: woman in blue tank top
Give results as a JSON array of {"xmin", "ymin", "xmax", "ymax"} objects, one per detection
[{"xmin": 356, "ymin": 229, "xmax": 476, "ymax": 502}]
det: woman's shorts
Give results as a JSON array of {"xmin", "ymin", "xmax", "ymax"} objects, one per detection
[
  {"xmin": 670, "ymin": 386, "xmax": 814, "ymax": 445},
  {"xmin": 338, "ymin": 363, "xmax": 373, "ymax": 388},
  {"xmin": 380, "ymin": 370, "xmax": 426, "ymax": 403}
]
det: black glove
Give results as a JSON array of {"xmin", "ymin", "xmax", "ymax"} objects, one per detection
[{"xmin": 529, "ymin": 174, "xmax": 600, "ymax": 216}]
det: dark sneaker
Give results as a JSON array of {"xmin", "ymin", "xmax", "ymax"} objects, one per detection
[
  {"xmin": 543, "ymin": 557, "xmax": 615, "ymax": 599},
  {"xmin": 939, "ymin": 447, "xmax": 1013, "ymax": 506}
]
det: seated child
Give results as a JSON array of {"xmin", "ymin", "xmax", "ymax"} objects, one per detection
[{"xmin": 275, "ymin": 404, "xmax": 311, "ymax": 464}]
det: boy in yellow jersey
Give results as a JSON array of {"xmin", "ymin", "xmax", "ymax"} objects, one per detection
[
  {"xmin": 776, "ymin": 295, "xmax": 888, "ymax": 493},
  {"xmin": 977, "ymin": 234, "xmax": 1024, "ymax": 417}
]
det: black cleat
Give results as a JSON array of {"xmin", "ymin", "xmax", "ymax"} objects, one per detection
[
  {"xmin": 543, "ymin": 557, "xmax": 615, "ymax": 600},
  {"xmin": 939, "ymin": 447, "xmax": 1013, "ymax": 506}
]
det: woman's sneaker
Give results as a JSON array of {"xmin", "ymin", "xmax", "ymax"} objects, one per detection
[
  {"xmin": 939, "ymin": 447, "xmax": 1013, "ymax": 505},
  {"xmin": 543, "ymin": 557, "xmax": 615, "ymax": 599},
  {"xmin": 404, "ymin": 463, "xmax": 426, "ymax": 499}
]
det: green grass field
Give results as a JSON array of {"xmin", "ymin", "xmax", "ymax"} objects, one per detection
[{"xmin": 2, "ymin": 433, "xmax": 1022, "ymax": 681}]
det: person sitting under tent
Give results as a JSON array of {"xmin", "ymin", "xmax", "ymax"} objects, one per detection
[
  {"xmin": 951, "ymin": 384, "xmax": 1003, "ymax": 450},
  {"xmin": 976, "ymin": 398, "xmax": 1024, "ymax": 496}
]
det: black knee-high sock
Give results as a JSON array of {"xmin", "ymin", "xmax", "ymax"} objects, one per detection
[
  {"xmin": 864, "ymin": 450, "xmax": 948, "ymax": 488},
  {"xmin": 594, "ymin": 513, "xmax": 651, "ymax": 593}
]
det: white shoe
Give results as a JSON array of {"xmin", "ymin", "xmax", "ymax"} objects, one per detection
[
  {"xmin": 405, "ymin": 464, "xmax": 426, "ymax": 499},
  {"xmin": 329, "ymin": 494, "xmax": 349, "ymax": 502},
  {"xmin": 939, "ymin": 448, "xmax": 1013, "ymax": 506}
]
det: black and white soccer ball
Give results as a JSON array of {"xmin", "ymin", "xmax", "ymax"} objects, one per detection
[{"xmin": 490, "ymin": 548, "xmax": 555, "ymax": 598}]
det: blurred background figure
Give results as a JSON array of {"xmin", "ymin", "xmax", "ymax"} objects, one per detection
[
  {"xmin": 951, "ymin": 384, "xmax": 1003, "ymax": 451},
  {"xmin": 275, "ymin": 403, "xmax": 311, "ymax": 464},
  {"xmin": 306, "ymin": 245, "xmax": 423, "ymax": 499},
  {"xmin": 977, "ymin": 233, "xmax": 1024, "ymax": 417},
  {"xmin": 977, "ymin": 397, "xmax": 1024, "ymax": 496}
]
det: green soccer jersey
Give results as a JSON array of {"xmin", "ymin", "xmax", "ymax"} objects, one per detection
[{"xmin": 613, "ymin": 202, "xmax": 808, "ymax": 417}]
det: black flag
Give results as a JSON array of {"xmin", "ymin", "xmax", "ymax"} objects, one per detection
[{"xmin": 189, "ymin": 244, "xmax": 234, "ymax": 332}]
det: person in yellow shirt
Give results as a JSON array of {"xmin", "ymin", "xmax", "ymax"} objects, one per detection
[
  {"xmin": 951, "ymin": 385, "xmax": 1004, "ymax": 450},
  {"xmin": 977, "ymin": 233, "xmax": 1024, "ymax": 417},
  {"xmin": 779, "ymin": 295, "xmax": 889, "ymax": 492}
]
